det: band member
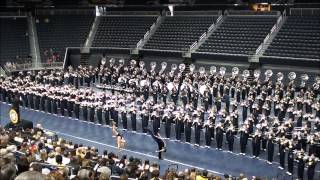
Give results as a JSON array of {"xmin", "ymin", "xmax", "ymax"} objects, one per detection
[
  {"xmin": 184, "ymin": 114, "xmax": 192, "ymax": 143},
  {"xmin": 130, "ymin": 105, "xmax": 137, "ymax": 131},
  {"xmin": 89, "ymin": 103, "xmax": 95, "ymax": 123},
  {"xmin": 67, "ymin": 100, "xmax": 73, "ymax": 117},
  {"xmin": 112, "ymin": 104, "xmax": 119, "ymax": 127},
  {"xmin": 52, "ymin": 95, "xmax": 58, "ymax": 114},
  {"xmin": 239, "ymin": 125, "xmax": 249, "ymax": 155},
  {"xmin": 96, "ymin": 104, "xmax": 103, "ymax": 125},
  {"xmin": 278, "ymin": 137, "xmax": 286, "ymax": 169},
  {"xmin": 81, "ymin": 102, "xmax": 88, "ymax": 121},
  {"xmin": 146, "ymin": 129, "xmax": 166, "ymax": 160},
  {"xmin": 307, "ymin": 154, "xmax": 318, "ymax": 180},
  {"xmin": 194, "ymin": 118, "xmax": 202, "ymax": 146},
  {"xmin": 74, "ymin": 100, "xmax": 80, "ymax": 119},
  {"xmin": 151, "ymin": 110, "xmax": 160, "ymax": 134},
  {"xmin": 174, "ymin": 112, "xmax": 182, "ymax": 141},
  {"xmin": 287, "ymin": 142, "xmax": 294, "ymax": 176},
  {"xmin": 164, "ymin": 111, "xmax": 172, "ymax": 138},
  {"xmin": 142, "ymin": 108, "xmax": 149, "ymax": 133},
  {"xmin": 226, "ymin": 125, "xmax": 235, "ymax": 152},
  {"xmin": 215, "ymin": 123, "xmax": 224, "ymax": 150},
  {"xmin": 297, "ymin": 151, "xmax": 306, "ymax": 179},
  {"xmin": 267, "ymin": 132, "xmax": 274, "ymax": 164},
  {"xmin": 252, "ymin": 131, "xmax": 261, "ymax": 158},
  {"xmin": 120, "ymin": 105, "xmax": 127, "ymax": 129},
  {"xmin": 204, "ymin": 120, "xmax": 213, "ymax": 147},
  {"xmin": 104, "ymin": 104, "xmax": 110, "ymax": 126},
  {"xmin": 46, "ymin": 95, "xmax": 52, "ymax": 113}
]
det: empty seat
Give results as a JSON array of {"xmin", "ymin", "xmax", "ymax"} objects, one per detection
[
  {"xmin": 197, "ymin": 16, "xmax": 278, "ymax": 55},
  {"xmin": 36, "ymin": 14, "xmax": 94, "ymax": 62}
]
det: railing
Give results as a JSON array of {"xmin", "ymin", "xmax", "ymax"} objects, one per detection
[
  {"xmin": 199, "ymin": 32, "xmax": 207, "ymax": 42},
  {"xmin": 6, "ymin": 62, "xmax": 64, "ymax": 72},
  {"xmin": 258, "ymin": 14, "xmax": 284, "ymax": 54},
  {"xmin": 150, "ymin": 23, "xmax": 155, "ymax": 32},
  {"xmin": 173, "ymin": 11, "xmax": 221, "ymax": 16},
  {"xmin": 189, "ymin": 41, "xmax": 198, "ymax": 51},
  {"xmin": 0, "ymin": 67, "xmax": 5, "ymax": 76},
  {"xmin": 263, "ymin": 34, "xmax": 270, "ymax": 44},
  {"xmin": 290, "ymin": 8, "xmax": 320, "ymax": 16},
  {"xmin": 276, "ymin": 15, "xmax": 282, "ymax": 26},
  {"xmin": 136, "ymin": 39, "xmax": 143, "ymax": 48},
  {"xmin": 85, "ymin": 15, "xmax": 99, "ymax": 47},
  {"xmin": 208, "ymin": 23, "xmax": 215, "ymax": 32},
  {"xmin": 216, "ymin": 14, "xmax": 223, "ymax": 23},
  {"xmin": 156, "ymin": 16, "xmax": 161, "ymax": 24},
  {"xmin": 143, "ymin": 31, "xmax": 150, "ymax": 40},
  {"xmin": 256, "ymin": 44, "xmax": 263, "ymax": 55}
]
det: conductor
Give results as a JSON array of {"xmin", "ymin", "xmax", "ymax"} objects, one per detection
[{"xmin": 145, "ymin": 129, "xmax": 167, "ymax": 160}]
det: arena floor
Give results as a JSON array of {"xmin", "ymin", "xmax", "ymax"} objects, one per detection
[{"xmin": 2, "ymin": 102, "xmax": 319, "ymax": 179}]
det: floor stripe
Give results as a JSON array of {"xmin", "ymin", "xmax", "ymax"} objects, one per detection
[{"xmin": 44, "ymin": 128, "xmax": 224, "ymax": 175}]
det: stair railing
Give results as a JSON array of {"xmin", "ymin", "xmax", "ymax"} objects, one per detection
[
  {"xmin": 216, "ymin": 14, "xmax": 223, "ymax": 23},
  {"xmin": 207, "ymin": 23, "xmax": 215, "ymax": 33},
  {"xmin": 199, "ymin": 32, "xmax": 207, "ymax": 43},
  {"xmin": 189, "ymin": 41, "xmax": 198, "ymax": 51},
  {"xmin": 136, "ymin": 39, "xmax": 143, "ymax": 49},
  {"xmin": 143, "ymin": 31, "xmax": 150, "ymax": 40}
]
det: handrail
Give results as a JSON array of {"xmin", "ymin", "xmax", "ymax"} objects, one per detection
[
  {"xmin": 0, "ymin": 67, "xmax": 6, "ymax": 76},
  {"xmin": 264, "ymin": 34, "xmax": 270, "ymax": 44},
  {"xmin": 199, "ymin": 32, "xmax": 207, "ymax": 42},
  {"xmin": 277, "ymin": 15, "xmax": 282, "ymax": 25},
  {"xmin": 189, "ymin": 41, "xmax": 198, "ymax": 51},
  {"xmin": 156, "ymin": 16, "xmax": 161, "ymax": 24},
  {"xmin": 140, "ymin": 48, "xmax": 184, "ymax": 53},
  {"xmin": 208, "ymin": 23, "xmax": 215, "ymax": 32},
  {"xmin": 143, "ymin": 31, "xmax": 150, "ymax": 40},
  {"xmin": 262, "ymin": 55, "xmax": 320, "ymax": 61},
  {"xmin": 256, "ymin": 44, "xmax": 263, "ymax": 55},
  {"xmin": 270, "ymin": 24, "xmax": 277, "ymax": 34},
  {"xmin": 150, "ymin": 23, "xmax": 155, "ymax": 31},
  {"xmin": 216, "ymin": 14, "xmax": 223, "ymax": 23},
  {"xmin": 136, "ymin": 39, "xmax": 143, "ymax": 48},
  {"xmin": 195, "ymin": 51, "xmax": 250, "ymax": 57}
]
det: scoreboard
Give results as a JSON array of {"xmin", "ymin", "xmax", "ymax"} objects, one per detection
[{"xmin": 251, "ymin": 3, "xmax": 272, "ymax": 12}]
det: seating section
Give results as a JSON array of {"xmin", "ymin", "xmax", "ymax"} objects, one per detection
[
  {"xmin": 143, "ymin": 16, "xmax": 217, "ymax": 51},
  {"xmin": 198, "ymin": 16, "xmax": 277, "ymax": 55},
  {"xmin": 264, "ymin": 16, "xmax": 320, "ymax": 59},
  {"xmin": 36, "ymin": 15, "xmax": 94, "ymax": 62},
  {"xmin": 0, "ymin": 17, "xmax": 30, "ymax": 64},
  {"xmin": 92, "ymin": 16, "xmax": 157, "ymax": 48}
]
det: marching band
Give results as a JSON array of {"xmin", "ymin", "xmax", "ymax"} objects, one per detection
[{"xmin": 0, "ymin": 58, "xmax": 319, "ymax": 179}]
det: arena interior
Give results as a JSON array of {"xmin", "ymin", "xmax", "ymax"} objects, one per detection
[{"xmin": 0, "ymin": 0, "xmax": 320, "ymax": 179}]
